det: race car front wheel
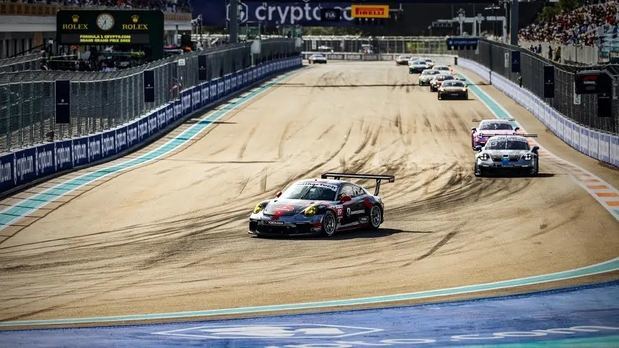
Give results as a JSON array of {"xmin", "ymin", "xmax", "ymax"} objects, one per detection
[
  {"xmin": 369, "ymin": 205, "xmax": 382, "ymax": 230},
  {"xmin": 322, "ymin": 211, "xmax": 337, "ymax": 237},
  {"xmin": 530, "ymin": 160, "xmax": 539, "ymax": 176},
  {"xmin": 474, "ymin": 163, "xmax": 484, "ymax": 177}
]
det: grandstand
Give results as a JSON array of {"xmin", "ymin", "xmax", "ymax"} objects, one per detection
[{"xmin": 519, "ymin": 0, "xmax": 618, "ymax": 64}]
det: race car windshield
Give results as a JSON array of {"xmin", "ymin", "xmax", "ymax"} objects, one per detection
[
  {"xmin": 480, "ymin": 123, "xmax": 514, "ymax": 130},
  {"xmin": 281, "ymin": 183, "xmax": 337, "ymax": 201},
  {"xmin": 486, "ymin": 139, "xmax": 529, "ymax": 150},
  {"xmin": 422, "ymin": 70, "xmax": 437, "ymax": 75},
  {"xmin": 443, "ymin": 81, "xmax": 465, "ymax": 87}
]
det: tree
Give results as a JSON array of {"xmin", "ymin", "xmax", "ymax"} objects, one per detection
[
  {"xmin": 538, "ymin": 5, "xmax": 560, "ymax": 22},
  {"xmin": 559, "ymin": 0, "xmax": 582, "ymax": 13}
]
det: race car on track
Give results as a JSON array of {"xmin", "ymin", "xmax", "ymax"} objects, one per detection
[
  {"xmin": 471, "ymin": 119, "xmax": 520, "ymax": 149},
  {"xmin": 433, "ymin": 65, "xmax": 452, "ymax": 73},
  {"xmin": 409, "ymin": 60, "xmax": 429, "ymax": 74},
  {"xmin": 437, "ymin": 80, "xmax": 468, "ymax": 100},
  {"xmin": 429, "ymin": 74, "xmax": 455, "ymax": 92},
  {"xmin": 422, "ymin": 58, "xmax": 435, "ymax": 68},
  {"xmin": 249, "ymin": 173, "xmax": 395, "ymax": 237},
  {"xmin": 308, "ymin": 53, "xmax": 327, "ymax": 64},
  {"xmin": 474, "ymin": 136, "xmax": 539, "ymax": 177},
  {"xmin": 418, "ymin": 69, "xmax": 440, "ymax": 86},
  {"xmin": 395, "ymin": 54, "xmax": 413, "ymax": 65}
]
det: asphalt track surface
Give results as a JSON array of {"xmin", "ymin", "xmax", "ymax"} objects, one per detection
[
  {"xmin": 0, "ymin": 62, "xmax": 617, "ymax": 331},
  {"xmin": 1, "ymin": 282, "xmax": 618, "ymax": 347}
]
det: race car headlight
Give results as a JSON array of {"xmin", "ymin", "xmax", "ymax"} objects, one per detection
[
  {"xmin": 253, "ymin": 202, "xmax": 266, "ymax": 214},
  {"xmin": 524, "ymin": 153, "xmax": 533, "ymax": 161},
  {"xmin": 303, "ymin": 205, "xmax": 317, "ymax": 217},
  {"xmin": 480, "ymin": 153, "xmax": 490, "ymax": 161}
]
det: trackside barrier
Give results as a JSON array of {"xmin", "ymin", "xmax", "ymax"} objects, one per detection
[
  {"xmin": 459, "ymin": 58, "xmax": 619, "ymax": 167},
  {"xmin": 0, "ymin": 56, "xmax": 303, "ymax": 195}
]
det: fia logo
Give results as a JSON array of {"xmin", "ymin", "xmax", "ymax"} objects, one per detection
[
  {"xmin": 153, "ymin": 323, "xmax": 382, "ymax": 339},
  {"xmin": 226, "ymin": 1, "xmax": 249, "ymax": 23}
]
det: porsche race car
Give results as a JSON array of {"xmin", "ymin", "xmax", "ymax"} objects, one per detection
[
  {"xmin": 249, "ymin": 173, "xmax": 395, "ymax": 237},
  {"xmin": 437, "ymin": 80, "xmax": 468, "ymax": 100},
  {"xmin": 471, "ymin": 119, "xmax": 520, "ymax": 149},
  {"xmin": 429, "ymin": 74, "xmax": 455, "ymax": 92},
  {"xmin": 395, "ymin": 54, "xmax": 413, "ymax": 65},
  {"xmin": 308, "ymin": 53, "xmax": 327, "ymax": 64},
  {"xmin": 409, "ymin": 60, "xmax": 429, "ymax": 74},
  {"xmin": 418, "ymin": 69, "xmax": 440, "ymax": 86},
  {"xmin": 474, "ymin": 136, "xmax": 539, "ymax": 177}
]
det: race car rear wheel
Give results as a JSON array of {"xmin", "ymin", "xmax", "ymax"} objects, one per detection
[
  {"xmin": 321, "ymin": 211, "xmax": 337, "ymax": 237},
  {"xmin": 369, "ymin": 205, "xmax": 382, "ymax": 230}
]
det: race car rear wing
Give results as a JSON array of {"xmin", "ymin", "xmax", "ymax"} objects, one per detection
[{"xmin": 321, "ymin": 172, "xmax": 395, "ymax": 195}]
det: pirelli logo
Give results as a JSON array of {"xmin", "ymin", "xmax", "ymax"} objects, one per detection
[{"xmin": 351, "ymin": 4, "xmax": 390, "ymax": 19}]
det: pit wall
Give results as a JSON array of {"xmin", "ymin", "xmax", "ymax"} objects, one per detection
[
  {"xmin": 0, "ymin": 57, "xmax": 303, "ymax": 195},
  {"xmin": 459, "ymin": 58, "xmax": 619, "ymax": 168}
]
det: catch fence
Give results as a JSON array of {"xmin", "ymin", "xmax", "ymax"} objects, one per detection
[{"xmin": 0, "ymin": 39, "xmax": 298, "ymax": 153}]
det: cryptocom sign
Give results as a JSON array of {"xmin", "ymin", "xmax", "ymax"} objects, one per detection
[{"xmin": 195, "ymin": 1, "xmax": 357, "ymax": 26}]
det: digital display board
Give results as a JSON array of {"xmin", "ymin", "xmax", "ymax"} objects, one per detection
[
  {"xmin": 57, "ymin": 10, "xmax": 164, "ymax": 59},
  {"xmin": 575, "ymin": 70, "xmax": 612, "ymax": 94}
]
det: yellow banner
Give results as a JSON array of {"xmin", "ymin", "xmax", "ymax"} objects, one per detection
[{"xmin": 351, "ymin": 4, "xmax": 390, "ymax": 19}]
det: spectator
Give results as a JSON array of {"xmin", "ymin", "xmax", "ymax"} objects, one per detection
[
  {"xmin": 3, "ymin": 0, "xmax": 193, "ymax": 13},
  {"xmin": 548, "ymin": 45, "xmax": 553, "ymax": 60},
  {"xmin": 519, "ymin": 1, "xmax": 618, "ymax": 47}
]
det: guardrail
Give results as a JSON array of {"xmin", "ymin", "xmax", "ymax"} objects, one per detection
[
  {"xmin": 301, "ymin": 52, "xmax": 455, "ymax": 64},
  {"xmin": 457, "ymin": 39, "xmax": 618, "ymax": 134},
  {"xmin": 0, "ymin": 56, "xmax": 303, "ymax": 195},
  {"xmin": 302, "ymin": 36, "xmax": 450, "ymax": 55},
  {"xmin": 0, "ymin": 54, "xmax": 43, "ymax": 73},
  {"xmin": 459, "ymin": 58, "xmax": 618, "ymax": 167}
]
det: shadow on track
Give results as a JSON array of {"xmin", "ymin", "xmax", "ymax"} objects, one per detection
[
  {"xmin": 272, "ymin": 83, "xmax": 420, "ymax": 88},
  {"xmin": 253, "ymin": 228, "xmax": 433, "ymax": 241}
]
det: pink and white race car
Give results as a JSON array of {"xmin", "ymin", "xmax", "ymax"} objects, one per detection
[{"xmin": 471, "ymin": 119, "xmax": 520, "ymax": 149}]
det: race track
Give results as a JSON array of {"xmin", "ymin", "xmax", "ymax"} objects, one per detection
[{"xmin": 0, "ymin": 61, "xmax": 617, "ymax": 324}]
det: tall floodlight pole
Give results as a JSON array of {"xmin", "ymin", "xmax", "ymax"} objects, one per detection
[
  {"xmin": 230, "ymin": 0, "xmax": 239, "ymax": 43},
  {"xmin": 457, "ymin": 9, "xmax": 465, "ymax": 36},
  {"xmin": 510, "ymin": 0, "xmax": 519, "ymax": 45}
]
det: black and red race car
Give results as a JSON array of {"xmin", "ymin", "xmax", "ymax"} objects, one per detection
[{"xmin": 249, "ymin": 173, "xmax": 395, "ymax": 237}]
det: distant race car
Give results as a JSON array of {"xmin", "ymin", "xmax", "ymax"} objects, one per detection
[
  {"xmin": 418, "ymin": 69, "xmax": 440, "ymax": 85},
  {"xmin": 423, "ymin": 58, "xmax": 435, "ymax": 68},
  {"xmin": 308, "ymin": 53, "xmax": 327, "ymax": 64},
  {"xmin": 437, "ymin": 80, "xmax": 468, "ymax": 100},
  {"xmin": 471, "ymin": 119, "xmax": 520, "ymax": 149},
  {"xmin": 395, "ymin": 54, "xmax": 413, "ymax": 65},
  {"xmin": 409, "ymin": 60, "xmax": 429, "ymax": 74},
  {"xmin": 248, "ymin": 173, "xmax": 395, "ymax": 237},
  {"xmin": 433, "ymin": 65, "xmax": 452, "ymax": 73},
  {"xmin": 429, "ymin": 74, "xmax": 455, "ymax": 92},
  {"xmin": 474, "ymin": 136, "xmax": 539, "ymax": 177}
]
